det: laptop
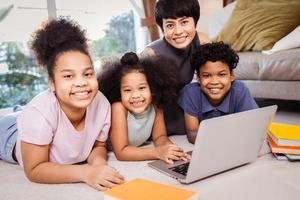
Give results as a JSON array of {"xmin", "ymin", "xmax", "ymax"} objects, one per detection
[{"xmin": 148, "ymin": 105, "xmax": 277, "ymax": 184}]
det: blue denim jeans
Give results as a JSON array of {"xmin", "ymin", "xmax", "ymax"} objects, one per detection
[{"xmin": 0, "ymin": 112, "xmax": 20, "ymax": 164}]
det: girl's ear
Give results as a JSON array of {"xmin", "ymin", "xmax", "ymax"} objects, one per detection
[{"xmin": 48, "ymin": 79, "xmax": 55, "ymax": 92}]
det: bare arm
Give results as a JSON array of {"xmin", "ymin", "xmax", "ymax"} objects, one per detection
[
  {"xmin": 184, "ymin": 112, "xmax": 200, "ymax": 144},
  {"xmin": 21, "ymin": 141, "xmax": 83, "ymax": 184},
  {"xmin": 87, "ymin": 140, "xmax": 108, "ymax": 166},
  {"xmin": 21, "ymin": 140, "xmax": 124, "ymax": 191},
  {"xmin": 151, "ymin": 107, "xmax": 190, "ymax": 163},
  {"xmin": 198, "ymin": 32, "xmax": 211, "ymax": 44},
  {"xmin": 110, "ymin": 102, "xmax": 159, "ymax": 161},
  {"xmin": 151, "ymin": 107, "xmax": 171, "ymax": 146},
  {"xmin": 140, "ymin": 46, "xmax": 156, "ymax": 58}
]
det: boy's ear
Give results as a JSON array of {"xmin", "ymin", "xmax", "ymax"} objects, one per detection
[
  {"xmin": 48, "ymin": 79, "xmax": 55, "ymax": 92},
  {"xmin": 230, "ymin": 72, "xmax": 235, "ymax": 82},
  {"xmin": 197, "ymin": 75, "xmax": 201, "ymax": 84}
]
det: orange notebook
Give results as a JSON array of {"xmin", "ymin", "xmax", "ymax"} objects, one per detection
[
  {"xmin": 267, "ymin": 135, "xmax": 300, "ymax": 155},
  {"xmin": 104, "ymin": 178, "xmax": 198, "ymax": 200}
]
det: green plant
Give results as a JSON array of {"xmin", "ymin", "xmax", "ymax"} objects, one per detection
[
  {"xmin": 0, "ymin": 42, "xmax": 47, "ymax": 108},
  {"xmin": 91, "ymin": 10, "xmax": 136, "ymax": 60}
]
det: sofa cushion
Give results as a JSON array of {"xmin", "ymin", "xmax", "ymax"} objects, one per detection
[
  {"xmin": 259, "ymin": 48, "xmax": 300, "ymax": 81},
  {"xmin": 215, "ymin": 0, "xmax": 300, "ymax": 51},
  {"xmin": 207, "ymin": 1, "xmax": 236, "ymax": 38},
  {"xmin": 262, "ymin": 25, "xmax": 300, "ymax": 55},
  {"xmin": 242, "ymin": 80, "xmax": 300, "ymax": 100},
  {"xmin": 235, "ymin": 48, "xmax": 300, "ymax": 81}
]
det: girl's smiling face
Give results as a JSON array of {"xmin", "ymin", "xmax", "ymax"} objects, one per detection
[
  {"xmin": 120, "ymin": 71, "xmax": 152, "ymax": 114},
  {"xmin": 49, "ymin": 51, "xmax": 98, "ymax": 114}
]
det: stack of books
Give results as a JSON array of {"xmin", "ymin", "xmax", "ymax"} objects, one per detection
[{"xmin": 267, "ymin": 123, "xmax": 300, "ymax": 161}]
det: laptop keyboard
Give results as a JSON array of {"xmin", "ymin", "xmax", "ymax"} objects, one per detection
[{"xmin": 169, "ymin": 162, "xmax": 190, "ymax": 176}]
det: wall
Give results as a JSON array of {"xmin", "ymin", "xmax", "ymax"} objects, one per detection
[{"xmin": 197, "ymin": 0, "xmax": 223, "ymax": 34}]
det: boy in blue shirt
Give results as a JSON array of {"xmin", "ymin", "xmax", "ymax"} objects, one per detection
[{"xmin": 178, "ymin": 42, "xmax": 258, "ymax": 144}]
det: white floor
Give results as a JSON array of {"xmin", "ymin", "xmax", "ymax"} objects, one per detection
[{"xmin": 274, "ymin": 110, "xmax": 300, "ymax": 125}]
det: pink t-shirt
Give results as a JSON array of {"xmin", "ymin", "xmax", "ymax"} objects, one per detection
[{"xmin": 15, "ymin": 89, "xmax": 110, "ymax": 167}]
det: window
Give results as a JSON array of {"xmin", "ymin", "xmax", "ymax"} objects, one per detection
[{"xmin": 0, "ymin": 0, "xmax": 137, "ymax": 109}]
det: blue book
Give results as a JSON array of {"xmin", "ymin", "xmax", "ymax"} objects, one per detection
[{"xmin": 272, "ymin": 153, "xmax": 288, "ymax": 161}]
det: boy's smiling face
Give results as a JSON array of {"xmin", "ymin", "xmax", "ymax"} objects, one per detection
[{"xmin": 197, "ymin": 61, "xmax": 235, "ymax": 107}]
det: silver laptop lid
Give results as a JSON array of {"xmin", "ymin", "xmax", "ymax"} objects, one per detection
[{"xmin": 184, "ymin": 105, "xmax": 277, "ymax": 183}]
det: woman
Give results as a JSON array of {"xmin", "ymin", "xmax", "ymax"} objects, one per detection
[{"xmin": 142, "ymin": 0, "xmax": 210, "ymax": 135}]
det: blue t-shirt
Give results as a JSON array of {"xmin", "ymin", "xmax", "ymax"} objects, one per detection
[{"xmin": 178, "ymin": 80, "xmax": 258, "ymax": 121}]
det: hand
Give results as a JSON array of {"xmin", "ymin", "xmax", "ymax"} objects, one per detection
[
  {"xmin": 82, "ymin": 164, "xmax": 124, "ymax": 191},
  {"xmin": 155, "ymin": 144, "xmax": 190, "ymax": 164}
]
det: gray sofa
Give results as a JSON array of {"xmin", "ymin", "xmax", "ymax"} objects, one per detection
[{"xmin": 234, "ymin": 48, "xmax": 300, "ymax": 101}]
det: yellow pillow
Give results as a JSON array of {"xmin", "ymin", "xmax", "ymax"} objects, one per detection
[{"xmin": 215, "ymin": 0, "xmax": 300, "ymax": 51}]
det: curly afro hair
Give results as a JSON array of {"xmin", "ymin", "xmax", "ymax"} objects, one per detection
[
  {"xmin": 30, "ymin": 17, "xmax": 90, "ymax": 79},
  {"xmin": 191, "ymin": 41, "xmax": 239, "ymax": 77},
  {"xmin": 98, "ymin": 52, "xmax": 181, "ymax": 109}
]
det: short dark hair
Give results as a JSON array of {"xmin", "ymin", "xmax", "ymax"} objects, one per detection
[
  {"xmin": 155, "ymin": 0, "xmax": 200, "ymax": 31},
  {"xmin": 31, "ymin": 17, "xmax": 90, "ymax": 80},
  {"xmin": 191, "ymin": 42, "xmax": 239, "ymax": 77},
  {"xmin": 98, "ymin": 52, "xmax": 180, "ymax": 108}
]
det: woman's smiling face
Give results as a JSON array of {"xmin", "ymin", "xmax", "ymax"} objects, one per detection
[{"xmin": 162, "ymin": 16, "xmax": 196, "ymax": 49}]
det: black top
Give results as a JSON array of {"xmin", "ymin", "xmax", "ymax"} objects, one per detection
[
  {"xmin": 147, "ymin": 34, "xmax": 201, "ymax": 135},
  {"xmin": 148, "ymin": 35, "xmax": 200, "ymax": 89}
]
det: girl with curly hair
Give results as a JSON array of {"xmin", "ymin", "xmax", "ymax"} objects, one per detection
[
  {"xmin": 0, "ymin": 18, "xmax": 124, "ymax": 191},
  {"xmin": 178, "ymin": 42, "xmax": 258, "ymax": 144},
  {"xmin": 98, "ymin": 52, "xmax": 190, "ymax": 164}
]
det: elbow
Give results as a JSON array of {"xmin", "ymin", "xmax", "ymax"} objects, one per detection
[
  {"xmin": 186, "ymin": 132, "xmax": 196, "ymax": 144},
  {"xmin": 187, "ymin": 136, "xmax": 195, "ymax": 144},
  {"xmin": 186, "ymin": 128, "xmax": 198, "ymax": 144},
  {"xmin": 23, "ymin": 164, "xmax": 45, "ymax": 183},
  {"xmin": 113, "ymin": 148, "xmax": 129, "ymax": 161},
  {"xmin": 24, "ymin": 170, "xmax": 40, "ymax": 183},
  {"xmin": 114, "ymin": 152, "xmax": 129, "ymax": 161},
  {"xmin": 114, "ymin": 152, "xmax": 125, "ymax": 161},
  {"xmin": 112, "ymin": 145, "xmax": 131, "ymax": 161}
]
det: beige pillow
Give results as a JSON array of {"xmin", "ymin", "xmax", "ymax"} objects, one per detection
[
  {"xmin": 215, "ymin": 0, "xmax": 300, "ymax": 51},
  {"xmin": 262, "ymin": 25, "xmax": 300, "ymax": 55}
]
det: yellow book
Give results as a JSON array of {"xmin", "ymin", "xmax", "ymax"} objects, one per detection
[
  {"xmin": 268, "ymin": 123, "xmax": 300, "ymax": 146},
  {"xmin": 104, "ymin": 178, "xmax": 198, "ymax": 200}
]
